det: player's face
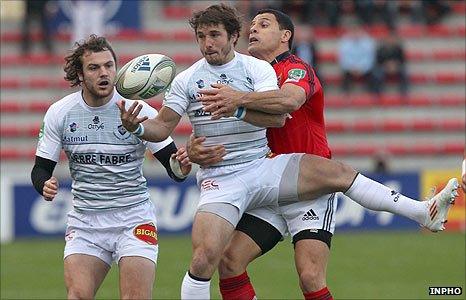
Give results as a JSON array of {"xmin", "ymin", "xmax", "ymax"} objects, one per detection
[
  {"xmin": 79, "ymin": 50, "xmax": 116, "ymax": 101},
  {"xmin": 248, "ymin": 13, "xmax": 286, "ymax": 60},
  {"xmin": 196, "ymin": 23, "xmax": 236, "ymax": 65}
]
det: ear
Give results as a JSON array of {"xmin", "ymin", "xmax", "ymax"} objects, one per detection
[
  {"xmin": 281, "ymin": 30, "xmax": 292, "ymax": 44},
  {"xmin": 78, "ymin": 71, "xmax": 83, "ymax": 82},
  {"xmin": 230, "ymin": 32, "xmax": 238, "ymax": 44}
]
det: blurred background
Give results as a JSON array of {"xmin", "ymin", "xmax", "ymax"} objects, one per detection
[{"xmin": 1, "ymin": 0, "xmax": 464, "ymax": 299}]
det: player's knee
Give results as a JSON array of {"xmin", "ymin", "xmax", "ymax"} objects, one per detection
[
  {"xmin": 67, "ymin": 287, "xmax": 94, "ymax": 300},
  {"xmin": 191, "ymin": 246, "xmax": 219, "ymax": 273},
  {"xmin": 298, "ymin": 268, "xmax": 326, "ymax": 292},
  {"xmin": 218, "ymin": 250, "xmax": 246, "ymax": 278},
  {"xmin": 121, "ymin": 289, "xmax": 151, "ymax": 300},
  {"xmin": 333, "ymin": 160, "xmax": 357, "ymax": 190}
]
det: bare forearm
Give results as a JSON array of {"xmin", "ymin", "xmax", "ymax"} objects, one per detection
[
  {"xmin": 140, "ymin": 118, "xmax": 172, "ymax": 142},
  {"xmin": 239, "ymin": 89, "xmax": 295, "ymax": 114},
  {"xmin": 242, "ymin": 109, "xmax": 285, "ymax": 128}
]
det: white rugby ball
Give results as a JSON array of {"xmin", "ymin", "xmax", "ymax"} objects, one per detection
[{"xmin": 116, "ymin": 53, "xmax": 176, "ymax": 99}]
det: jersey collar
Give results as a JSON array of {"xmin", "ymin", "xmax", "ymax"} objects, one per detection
[{"xmin": 271, "ymin": 51, "xmax": 291, "ymax": 66}]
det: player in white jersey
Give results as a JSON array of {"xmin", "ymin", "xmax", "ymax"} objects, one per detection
[
  {"xmin": 117, "ymin": 4, "xmax": 459, "ymax": 299},
  {"xmin": 30, "ymin": 35, "xmax": 191, "ymax": 299}
]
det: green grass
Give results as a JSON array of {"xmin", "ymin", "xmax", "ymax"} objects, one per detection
[{"xmin": 1, "ymin": 232, "xmax": 464, "ymax": 299}]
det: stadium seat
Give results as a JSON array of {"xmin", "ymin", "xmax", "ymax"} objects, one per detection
[
  {"xmin": 1, "ymin": 95, "xmax": 463, "ymax": 113},
  {"xmin": 1, "ymin": 49, "xmax": 463, "ymax": 67}
]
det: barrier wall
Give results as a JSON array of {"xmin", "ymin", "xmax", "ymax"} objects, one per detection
[{"xmin": 1, "ymin": 170, "xmax": 464, "ymax": 243}]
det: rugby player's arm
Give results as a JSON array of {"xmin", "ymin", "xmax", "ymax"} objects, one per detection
[
  {"xmin": 31, "ymin": 156, "xmax": 56, "ymax": 195},
  {"xmin": 242, "ymin": 109, "xmax": 286, "ymax": 128},
  {"xmin": 140, "ymin": 106, "xmax": 182, "ymax": 142},
  {"xmin": 153, "ymin": 142, "xmax": 187, "ymax": 182},
  {"xmin": 239, "ymin": 84, "xmax": 306, "ymax": 114}
]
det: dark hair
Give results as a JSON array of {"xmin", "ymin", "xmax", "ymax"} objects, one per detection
[
  {"xmin": 256, "ymin": 8, "xmax": 294, "ymax": 49},
  {"xmin": 64, "ymin": 34, "xmax": 117, "ymax": 87},
  {"xmin": 189, "ymin": 4, "xmax": 242, "ymax": 46}
]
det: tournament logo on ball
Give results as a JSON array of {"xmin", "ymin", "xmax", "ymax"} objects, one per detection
[{"xmin": 133, "ymin": 222, "xmax": 158, "ymax": 245}]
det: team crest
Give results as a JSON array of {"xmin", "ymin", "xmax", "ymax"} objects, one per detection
[
  {"xmin": 287, "ymin": 68, "xmax": 306, "ymax": 82},
  {"xmin": 133, "ymin": 222, "xmax": 158, "ymax": 245},
  {"xmin": 113, "ymin": 124, "xmax": 132, "ymax": 140},
  {"xmin": 69, "ymin": 122, "xmax": 78, "ymax": 132}
]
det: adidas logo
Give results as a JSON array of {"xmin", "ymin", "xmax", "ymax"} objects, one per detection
[
  {"xmin": 137, "ymin": 58, "xmax": 151, "ymax": 71},
  {"xmin": 302, "ymin": 209, "xmax": 319, "ymax": 221},
  {"xmin": 131, "ymin": 56, "xmax": 151, "ymax": 73}
]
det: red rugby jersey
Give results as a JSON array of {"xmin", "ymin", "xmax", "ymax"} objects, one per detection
[{"xmin": 267, "ymin": 51, "xmax": 331, "ymax": 158}]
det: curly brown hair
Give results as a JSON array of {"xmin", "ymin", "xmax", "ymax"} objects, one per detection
[
  {"xmin": 64, "ymin": 35, "xmax": 117, "ymax": 87},
  {"xmin": 189, "ymin": 3, "xmax": 242, "ymax": 46}
]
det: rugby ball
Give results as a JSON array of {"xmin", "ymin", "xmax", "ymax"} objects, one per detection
[{"xmin": 116, "ymin": 54, "xmax": 176, "ymax": 99}]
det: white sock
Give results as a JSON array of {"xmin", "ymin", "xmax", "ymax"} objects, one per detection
[
  {"xmin": 181, "ymin": 271, "xmax": 211, "ymax": 300},
  {"xmin": 345, "ymin": 173, "xmax": 426, "ymax": 224}
]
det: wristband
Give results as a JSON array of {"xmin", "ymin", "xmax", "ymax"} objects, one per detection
[
  {"xmin": 131, "ymin": 123, "xmax": 145, "ymax": 137},
  {"xmin": 234, "ymin": 107, "xmax": 247, "ymax": 120},
  {"xmin": 169, "ymin": 156, "xmax": 188, "ymax": 179}
]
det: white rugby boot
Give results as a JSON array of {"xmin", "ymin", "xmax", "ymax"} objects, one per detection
[{"xmin": 422, "ymin": 178, "xmax": 459, "ymax": 232}]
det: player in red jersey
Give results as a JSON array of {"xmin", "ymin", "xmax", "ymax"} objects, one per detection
[{"xmin": 187, "ymin": 9, "xmax": 335, "ymax": 299}]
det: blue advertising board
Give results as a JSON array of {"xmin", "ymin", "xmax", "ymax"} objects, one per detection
[
  {"xmin": 49, "ymin": 0, "xmax": 141, "ymax": 34},
  {"xmin": 13, "ymin": 173, "xmax": 419, "ymax": 238}
]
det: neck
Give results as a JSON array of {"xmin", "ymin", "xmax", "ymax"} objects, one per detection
[
  {"xmin": 255, "ymin": 46, "xmax": 289, "ymax": 64},
  {"xmin": 82, "ymin": 88, "xmax": 113, "ymax": 107}
]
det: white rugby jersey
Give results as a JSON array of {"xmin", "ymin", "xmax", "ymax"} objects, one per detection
[
  {"xmin": 164, "ymin": 52, "xmax": 279, "ymax": 167},
  {"xmin": 36, "ymin": 90, "xmax": 173, "ymax": 211}
]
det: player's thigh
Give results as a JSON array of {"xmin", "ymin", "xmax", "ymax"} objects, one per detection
[
  {"xmin": 297, "ymin": 154, "xmax": 357, "ymax": 200},
  {"xmin": 192, "ymin": 210, "xmax": 236, "ymax": 258},
  {"xmin": 118, "ymin": 256, "xmax": 155, "ymax": 299},
  {"xmin": 64, "ymin": 253, "xmax": 110, "ymax": 297}
]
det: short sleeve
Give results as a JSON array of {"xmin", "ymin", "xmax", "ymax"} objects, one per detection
[
  {"xmin": 35, "ymin": 104, "xmax": 63, "ymax": 162},
  {"xmin": 282, "ymin": 62, "xmax": 313, "ymax": 97},
  {"xmin": 248, "ymin": 59, "xmax": 279, "ymax": 92},
  {"xmin": 163, "ymin": 72, "xmax": 189, "ymax": 117}
]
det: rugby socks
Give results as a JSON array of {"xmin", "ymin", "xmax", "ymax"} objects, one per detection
[
  {"xmin": 181, "ymin": 271, "xmax": 211, "ymax": 299},
  {"xmin": 219, "ymin": 271, "xmax": 257, "ymax": 300},
  {"xmin": 304, "ymin": 287, "xmax": 333, "ymax": 300},
  {"xmin": 345, "ymin": 173, "xmax": 426, "ymax": 224}
]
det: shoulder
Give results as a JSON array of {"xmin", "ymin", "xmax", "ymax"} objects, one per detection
[
  {"xmin": 174, "ymin": 58, "xmax": 205, "ymax": 83},
  {"xmin": 47, "ymin": 91, "xmax": 80, "ymax": 115},
  {"xmin": 239, "ymin": 53, "xmax": 271, "ymax": 69}
]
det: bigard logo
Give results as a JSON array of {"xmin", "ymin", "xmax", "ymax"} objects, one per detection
[{"xmin": 133, "ymin": 222, "xmax": 158, "ymax": 245}]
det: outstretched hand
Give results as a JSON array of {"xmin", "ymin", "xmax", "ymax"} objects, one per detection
[
  {"xmin": 117, "ymin": 99, "xmax": 148, "ymax": 132},
  {"xmin": 186, "ymin": 133, "xmax": 226, "ymax": 167},
  {"xmin": 199, "ymin": 83, "xmax": 246, "ymax": 120}
]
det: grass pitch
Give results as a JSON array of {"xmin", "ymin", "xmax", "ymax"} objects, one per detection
[{"xmin": 1, "ymin": 231, "xmax": 464, "ymax": 299}]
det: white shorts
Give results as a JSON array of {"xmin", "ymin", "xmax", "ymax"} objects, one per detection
[
  {"xmin": 246, "ymin": 193, "xmax": 337, "ymax": 237},
  {"xmin": 196, "ymin": 154, "xmax": 301, "ymax": 226},
  {"xmin": 64, "ymin": 200, "xmax": 159, "ymax": 266}
]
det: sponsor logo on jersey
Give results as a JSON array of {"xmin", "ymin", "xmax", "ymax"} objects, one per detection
[
  {"xmin": 390, "ymin": 190, "xmax": 400, "ymax": 202},
  {"xmin": 62, "ymin": 135, "xmax": 88, "ymax": 143},
  {"xmin": 286, "ymin": 68, "xmax": 306, "ymax": 82},
  {"xmin": 69, "ymin": 122, "xmax": 78, "ymax": 132},
  {"xmin": 196, "ymin": 79, "xmax": 205, "ymax": 88},
  {"xmin": 65, "ymin": 229, "xmax": 76, "ymax": 242},
  {"xmin": 38, "ymin": 122, "xmax": 45, "ymax": 140},
  {"xmin": 201, "ymin": 179, "xmax": 219, "ymax": 191},
  {"xmin": 113, "ymin": 125, "xmax": 132, "ymax": 140},
  {"xmin": 88, "ymin": 116, "xmax": 104, "ymax": 131},
  {"xmin": 69, "ymin": 153, "xmax": 131, "ymax": 165},
  {"xmin": 302, "ymin": 209, "xmax": 319, "ymax": 221},
  {"xmin": 194, "ymin": 108, "xmax": 211, "ymax": 117},
  {"xmin": 134, "ymin": 222, "xmax": 158, "ymax": 245},
  {"xmin": 217, "ymin": 73, "xmax": 233, "ymax": 85},
  {"xmin": 131, "ymin": 56, "xmax": 151, "ymax": 73}
]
